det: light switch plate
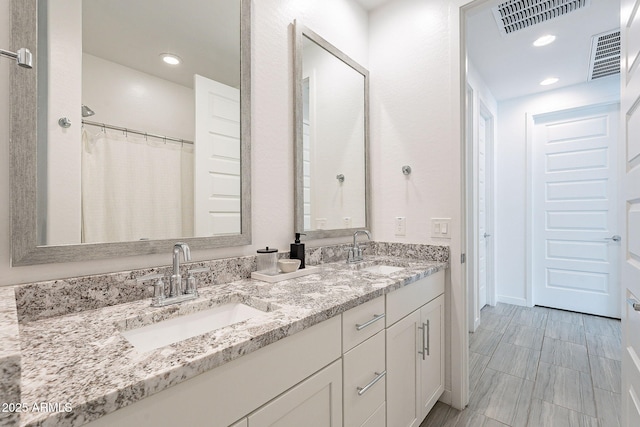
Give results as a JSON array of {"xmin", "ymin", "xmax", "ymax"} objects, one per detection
[{"xmin": 431, "ymin": 218, "xmax": 451, "ymax": 239}]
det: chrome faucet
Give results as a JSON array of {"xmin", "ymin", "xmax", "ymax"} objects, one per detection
[
  {"xmin": 347, "ymin": 230, "xmax": 371, "ymax": 263},
  {"xmin": 170, "ymin": 242, "xmax": 191, "ymax": 297},
  {"xmin": 137, "ymin": 242, "xmax": 204, "ymax": 307}
]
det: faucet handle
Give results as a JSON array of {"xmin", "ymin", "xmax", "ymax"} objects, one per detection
[
  {"xmin": 185, "ymin": 267, "xmax": 210, "ymax": 295},
  {"xmin": 136, "ymin": 274, "xmax": 166, "ymax": 304}
]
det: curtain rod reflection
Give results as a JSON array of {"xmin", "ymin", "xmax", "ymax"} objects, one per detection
[{"xmin": 82, "ymin": 120, "xmax": 194, "ymax": 145}]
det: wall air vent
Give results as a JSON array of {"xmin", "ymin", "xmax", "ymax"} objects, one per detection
[
  {"xmin": 492, "ymin": 0, "xmax": 591, "ymax": 35},
  {"xmin": 588, "ymin": 30, "xmax": 621, "ymax": 80}
]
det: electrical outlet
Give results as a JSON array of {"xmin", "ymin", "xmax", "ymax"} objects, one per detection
[
  {"xmin": 395, "ymin": 217, "xmax": 406, "ymax": 236},
  {"xmin": 343, "ymin": 217, "xmax": 352, "ymax": 228}
]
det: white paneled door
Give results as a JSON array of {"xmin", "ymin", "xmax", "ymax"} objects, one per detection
[
  {"xmin": 194, "ymin": 75, "xmax": 241, "ymax": 236},
  {"xmin": 621, "ymin": 0, "xmax": 640, "ymax": 424},
  {"xmin": 532, "ymin": 103, "xmax": 620, "ymax": 318}
]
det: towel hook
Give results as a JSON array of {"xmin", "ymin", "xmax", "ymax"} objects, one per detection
[
  {"xmin": 58, "ymin": 117, "xmax": 72, "ymax": 128},
  {"xmin": 0, "ymin": 47, "xmax": 33, "ymax": 68}
]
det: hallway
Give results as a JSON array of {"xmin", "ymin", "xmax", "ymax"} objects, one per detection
[{"xmin": 422, "ymin": 303, "xmax": 622, "ymax": 426}]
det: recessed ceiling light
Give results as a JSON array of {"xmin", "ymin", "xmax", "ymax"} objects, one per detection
[
  {"xmin": 540, "ymin": 77, "xmax": 559, "ymax": 86},
  {"xmin": 533, "ymin": 35, "xmax": 556, "ymax": 47},
  {"xmin": 160, "ymin": 53, "xmax": 181, "ymax": 65}
]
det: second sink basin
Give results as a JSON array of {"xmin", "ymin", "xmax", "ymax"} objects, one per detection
[
  {"xmin": 121, "ymin": 302, "xmax": 267, "ymax": 352},
  {"xmin": 362, "ymin": 265, "xmax": 405, "ymax": 275}
]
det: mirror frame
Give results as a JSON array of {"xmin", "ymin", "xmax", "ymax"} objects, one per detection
[
  {"xmin": 10, "ymin": 0, "xmax": 252, "ymax": 266},
  {"xmin": 293, "ymin": 20, "xmax": 371, "ymax": 240}
]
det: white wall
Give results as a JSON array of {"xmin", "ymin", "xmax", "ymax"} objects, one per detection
[
  {"xmin": 82, "ymin": 53, "xmax": 195, "ymax": 141},
  {"xmin": 495, "ymin": 76, "xmax": 620, "ymax": 305},
  {"xmin": 0, "ymin": 0, "xmax": 368, "ymax": 286},
  {"xmin": 369, "ymin": 0, "xmax": 465, "ymax": 408}
]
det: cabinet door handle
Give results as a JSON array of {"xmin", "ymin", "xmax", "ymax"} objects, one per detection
[
  {"xmin": 426, "ymin": 319, "xmax": 430, "ymax": 356},
  {"xmin": 357, "ymin": 371, "xmax": 386, "ymax": 396},
  {"xmin": 628, "ymin": 298, "xmax": 640, "ymax": 311},
  {"xmin": 355, "ymin": 313, "xmax": 385, "ymax": 331},
  {"xmin": 418, "ymin": 321, "xmax": 429, "ymax": 360}
]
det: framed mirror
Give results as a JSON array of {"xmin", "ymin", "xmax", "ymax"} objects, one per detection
[
  {"xmin": 10, "ymin": 0, "xmax": 251, "ymax": 266},
  {"xmin": 293, "ymin": 21, "xmax": 370, "ymax": 240}
]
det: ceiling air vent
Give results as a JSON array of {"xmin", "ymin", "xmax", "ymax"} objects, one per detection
[
  {"xmin": 492, "ymin": 0, "xmax": 591, "ymax": 35},
  {"xmin": 588, "ymin": 30, "xmax": 621, "ymax": 80}
]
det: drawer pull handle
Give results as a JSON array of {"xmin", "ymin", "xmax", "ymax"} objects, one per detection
[
  {"xmin": 357, "ymin": 370, "xmax": 386, "ymax": 396},
  {"xmin": 355, "ymin": 313, "xmax": 385, "ymax": 331},
  {"xmin": 628, "ymin": 298, "xmax": 640, "ymax": 311}
]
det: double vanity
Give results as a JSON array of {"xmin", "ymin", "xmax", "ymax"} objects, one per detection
[
  {"xmin": 4, "ymin": 242, "xmax": 449, "ymax": 427},
  {"xmin": 4, "ymin": 2, "xmax": 452, "ymax": 425}
]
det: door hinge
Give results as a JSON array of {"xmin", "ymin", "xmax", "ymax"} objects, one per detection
[{"xmin": 461, "ymin": 253, "xmax": 466, "ymax": 264}]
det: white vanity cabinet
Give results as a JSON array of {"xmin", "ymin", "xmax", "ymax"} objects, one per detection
[
  {"xmin": 247, "ymin": 360, "xmax": 342, "ymax": 427},
  {"xmin": 385, "ymin": 271, "xmax": 445, "ymax": 427},
  {"xmin": 84, "ymin": 316, "xmax": 342, "ymax": 427},
  {"xmin": 342, "ymin": 296, "xmax": 386, "ymax": 427},
  {"xmin": 84, "ymin": 270, "xmax": 445, "ymax": 427}
]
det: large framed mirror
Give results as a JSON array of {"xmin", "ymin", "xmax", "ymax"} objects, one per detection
[
  {"xmin": 10, "ymin": 0, "xmax": 251, "ymax": 266},
  {"xmin": 293, "ymin": 21, "xmax": 370, "ymax": 240}
]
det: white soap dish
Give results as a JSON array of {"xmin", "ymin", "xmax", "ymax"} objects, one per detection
[{"xmin": 251, "ymin": 265, "xmax": 319, "ymax": 283}]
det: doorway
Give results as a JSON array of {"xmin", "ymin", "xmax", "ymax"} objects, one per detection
[
  {"xmin": 477, "ymin": 103, "xmax": 494, "ymax": 313},
  {"xmin": 530, "ymin": 103, "xmax": 620, "ymax": 318},
  {"xmin": 467, "ymin": 93, "xmax": 496, "ymax": 332}
]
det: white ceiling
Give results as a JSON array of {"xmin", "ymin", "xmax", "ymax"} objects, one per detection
[
  {"xmin": 82, "ymin": 0, "xmax": 240, "ymax": 89},
  {"xmin": 466, "ymin": 0, "xmax": 620, "ymax": 100},
  {"xmin": 353, "ymin": 0, "xmax": 393, "ymax": 11}
]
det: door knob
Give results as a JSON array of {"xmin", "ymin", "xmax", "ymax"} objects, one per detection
[
  {"xmin": 627, "ymin": 298, "xmax": 640, "ymax": 311},
  {"xmin": 483, "ymin": 233, "xmax": 491, "ymax": 238},
  {"xmin": 604, "ymin": 235, "xmax": 621, "ymax": 242}
]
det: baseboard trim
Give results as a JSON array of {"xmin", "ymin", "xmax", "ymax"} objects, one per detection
[
  {"xmin": 439, "ymin": 389, "xmax": 452, "ymax": 405},
  {"xmin": 496, "ymin": 295, "xmax": 528, "ymax": 306}
]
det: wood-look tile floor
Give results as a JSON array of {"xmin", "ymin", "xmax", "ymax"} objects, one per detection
[{"xmin": 421, "ymin": 303, "xmax": 621, "ymax": 427}]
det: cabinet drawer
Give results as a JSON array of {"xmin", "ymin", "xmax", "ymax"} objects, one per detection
[
  {"xmin": 361, "ymin": 402, "xmax": 385, "ymax": 427},
  {"xmin": 386, "ymin": 270, "xmax": 444, "ymax": 327},
  {"xmin": 343, "ymin": 331, "xmax": 385, "ymax": 427},
  {"xmin": 342, "ymin": 296, "xmax": 385, "ymax": 351}
]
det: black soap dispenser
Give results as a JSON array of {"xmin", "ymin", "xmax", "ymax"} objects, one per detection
[{"xmin": 290, "ymin": 233, "xmax": 306, "ymax": 269}]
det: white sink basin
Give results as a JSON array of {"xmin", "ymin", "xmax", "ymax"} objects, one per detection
[
  {"xmin": 121, "ymin": 303, "xmax": 266, "ymax": 352},
  {"xmin": 362, "ymin": 265, "xmax": 404, "ymax": 275}
]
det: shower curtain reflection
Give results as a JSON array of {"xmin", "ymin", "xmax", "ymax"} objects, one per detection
[{"xmin": 81, "ymin": 129, "xmax": 194, "ymax": 243}]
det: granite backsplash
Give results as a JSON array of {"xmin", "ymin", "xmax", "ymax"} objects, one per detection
[{"xmin": 13, "ymin": 242, "xmax": 449, "ymax": 324}]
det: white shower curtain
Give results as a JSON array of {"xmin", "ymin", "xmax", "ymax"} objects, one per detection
[{"xmin": 81, "ymin": 129, "xmax": 192, "ymax": 243}]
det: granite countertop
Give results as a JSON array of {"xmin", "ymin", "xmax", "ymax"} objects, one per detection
[{"xmin": 16, "ymin": 256, "xmax": 447, "ymax": 426}]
